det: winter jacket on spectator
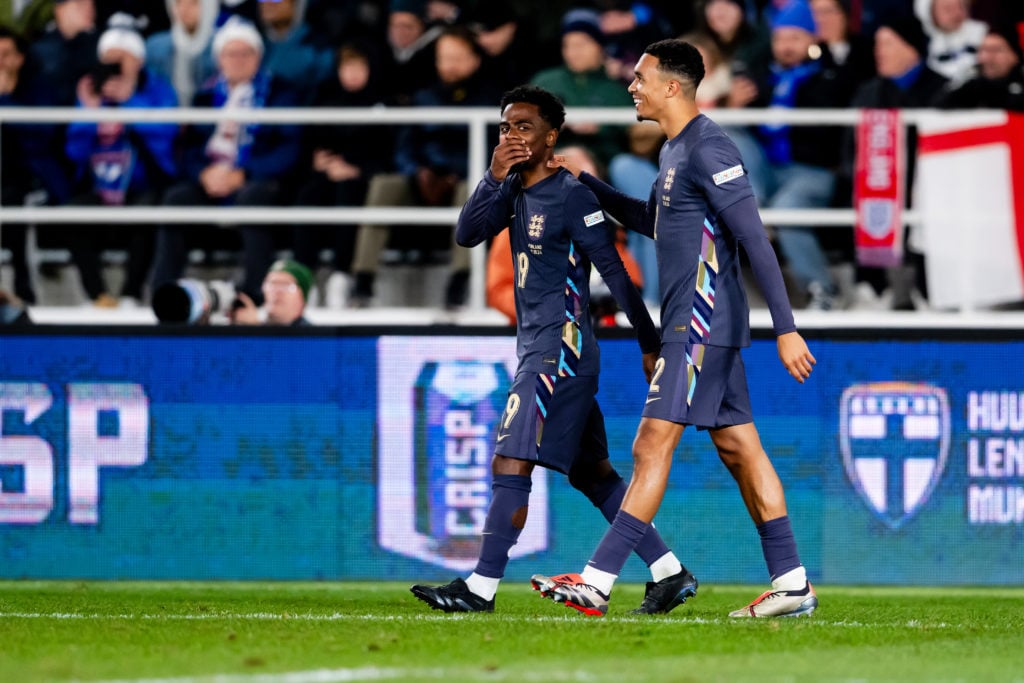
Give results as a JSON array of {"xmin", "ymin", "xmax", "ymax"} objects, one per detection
[
  {"xmin": 180, "ymin": 70, "xmax": 300, "ymax": 185},
  {"xmin": 28, "ymin": 26, "xmax": 98, "ymax": 105},
  {"xmin": 393, "ymin": 71, "xmax": 501, "ymax": 180},
  {"xmin": 915, "ymin": 0, "xmax": 988, "ymax": 85},
  {"xmin": 752, "ymin": 53, "xmax": 850, "ymax": 169},
  {"xmin": 0, "ymin": 77, "xmax": 72, "ymax": 204},
  {"xmin": 940, "ymin": 66, "xmax": 1024, "ymax": 110},
  {"xmin": 66, "ymin": 67, "xmax": 178, "ymax": 202},
  {"xmin": 305, "ymin": 66, "xmax": 390, "ymax": 179},
  {"xmin": 262, "ymin": 22, "xmax": 333, "ymax": 103}
]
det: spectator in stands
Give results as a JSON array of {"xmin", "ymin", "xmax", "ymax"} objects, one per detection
[
  {"xmin": 28, "ymin": 0, "xmax": 98, "ymax": 106},
  {"xmin": 0, "ymin": 25, "xmax": 72, "ymax": 305},
  {"xmin": 691, "ymin": 0, "xmax": 778, "ymax": 181},
  {"xmin": 915, "ymin": 0, "xmax": 987, "ymax": 85},
  {"xmin": 384, "ymin": 0, "xmax": 443, "ymax": 106},
  {"xmin": 851, "ymin": 14, "xmax": 948, "ymax": 117},
  {"xmin": 64, "ymin": 14, "xmax": 178, "ymax": 307},
  {"xmin": 939, "ymin": 26, "xmax": 1024, "ymax": 109},
  {"xmin": 694, "ymin": 0, "xmax": 772, "ymax": 90},
  {"xmin": 595, "ymin": 0, "xmax": 679, "ymax": 84},
  {"xmin": 685, "ymin": 31, "xmax": 734, "ymax": 108},
  {"xmin": 349, "ymin": 24, "xmax": 501, "ymax": 309},
  {"xmin": 844, "ymin": 13, "xmax": 949, "ymax": 310},
  {"xmin": 811, "ymin": 0, "xmax": 876, "ymax": 94},
  {"xmin": 150, "ymin": 17, "xmax": 301, "ymax": 304},
  {"xmin": 750, "ymin": 0, "xmax": 848, "ymax": 310},
  {"xmin": 257, "ymin": 0, "xmax": 333, "ymax": 102},
  {"xmin": 530, "ymin": 9, "xmax": 633, "ymax": 167},
  {"xmin": 463, "ymin": 5, "xmax": 538, "ymax": 93},
  {"xmin": 146, "ymin": 0, "xmax": 219, "ymax": 107},
  {"xmin": 229, "ymin": 258, "xmax": 313, "ymax": 325},
  {"xmin": 291, "ymin": 40, "xmax": 390, "ymax": 309}
]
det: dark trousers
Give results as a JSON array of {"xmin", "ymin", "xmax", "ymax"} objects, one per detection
[
  {"xmin": 62, "ymin": 191, "xmax": 160, "ymax": 300},
  {"xmin": 291, "ymin": 173, "xmax": 366, "ymax": 274},
  {"xmin": 150, "ymin": 179, "xmax": 285, "ymax": 304}
]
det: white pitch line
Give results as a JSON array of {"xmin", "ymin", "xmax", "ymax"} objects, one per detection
[
  {"xmin": 80, "ymin": 665, "xmax": 600, "ymax": 683},
  {"xmin": 0, "ymin": 611, "xmax": 958, "ymax": 629},
  {"xmin": 81, "ymin": 667, "xmax": 441, "ymax": 683}
]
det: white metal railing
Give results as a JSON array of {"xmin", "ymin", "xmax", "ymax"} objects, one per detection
[{"xmin": 0, "ymin": 106, "xmax": 941, "ymax": 310}]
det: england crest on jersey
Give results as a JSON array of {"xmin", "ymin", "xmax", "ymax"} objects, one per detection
[
  {"xmin": 839, "ymin": 382, "xmax": 950, "ymax": 529},
  {"xmin": 528, "ymin": 214, "xmax": 546, "ymax": 240},
  {"xmin": 663, "ymin": 167, "xmax": 676, "ymax": 191}
]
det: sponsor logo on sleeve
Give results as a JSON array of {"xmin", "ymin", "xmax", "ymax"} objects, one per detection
[
  {"xmin": 712, "ymin": 164, "xmax": 745, "ymax": 186},
  {"xmin": 583, "ymin": 210, "xmax": 605, "ymax": 227}
]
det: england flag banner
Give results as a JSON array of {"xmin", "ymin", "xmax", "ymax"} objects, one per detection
[
  {"xmin": 854, "ymin": 109, "xmax": 904, "ymax": 268},
  {"xmin": 916, "ymin": 111, "xmax": 1024, "ymax": 309}
]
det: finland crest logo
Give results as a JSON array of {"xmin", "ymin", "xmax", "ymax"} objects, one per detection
[{"xmin": 839, "ymin": 382, "xmax": 950, "ymax": 529}]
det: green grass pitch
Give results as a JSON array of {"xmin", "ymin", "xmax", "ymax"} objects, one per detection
[{"xmin": 1, "ymin": 581, "xmax": 1022, "ymax": 683}]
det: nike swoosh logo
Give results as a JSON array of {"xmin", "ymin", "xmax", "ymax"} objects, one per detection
[
  {"xmin": 496, "ymin": 434, "xmax": 511, "ymax": 442},
  {"xmin": 645, "ymin": 397, "xmax": 661, "ymax": 404}
]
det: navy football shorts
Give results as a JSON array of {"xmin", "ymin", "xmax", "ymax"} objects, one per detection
[
  {"xmin": 642, "ymin": 342, "xmax": 753, "ymax": 429},
  {"xmin": 493, "ymin": 371, "xmax": 609, "ymax": 474}
]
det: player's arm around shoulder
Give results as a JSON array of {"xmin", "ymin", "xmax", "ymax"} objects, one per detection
[{"xmin": 566, "ymin": 183, "xmax": 661, "ymax": 361}]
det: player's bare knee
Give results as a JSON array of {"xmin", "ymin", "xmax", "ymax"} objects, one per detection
[{"xmin": 717, "ymin": 450, "xmax": 745, "ymax": 478}]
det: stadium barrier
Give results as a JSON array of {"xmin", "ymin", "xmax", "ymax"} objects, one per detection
[
  {"xmin": 0, "ymin": 106, "xmax": 933, "ymax": 311},
  {"xmin": 1, "ymin": 324, "xmax": 1022, "ymax": 585}
]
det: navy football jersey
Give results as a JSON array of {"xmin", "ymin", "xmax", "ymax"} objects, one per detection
[
  {"xmin": 457, "ymin": 168, "xmax": 660, "ymax": 375},
  {"xmin": 580, "ymin": 115, "xmax": 796, "ymax": 347}
]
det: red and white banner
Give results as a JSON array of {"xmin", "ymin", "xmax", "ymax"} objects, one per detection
[
  {"xmin": 916, "ymin": 112, "xmax": 1024, "ymax": 309},
  {"xmin": 854, "ymin": 109, "xmax": 905, "ymax": 268}
]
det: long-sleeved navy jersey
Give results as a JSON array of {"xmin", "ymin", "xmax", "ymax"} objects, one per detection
[
  {"xmin": 579, "ymin": 114, "xmax": 796, "ymax": 347},
  {"xmin": 457, "ymin": 168, "xmax": 660, "ymax": 376}
]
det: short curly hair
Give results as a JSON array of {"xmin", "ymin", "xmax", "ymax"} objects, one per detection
[{"xmin": 499, "ymin": 85, "xmax": 566, "ymax": 131}]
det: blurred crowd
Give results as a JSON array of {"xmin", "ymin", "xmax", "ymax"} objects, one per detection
[{"xmin": 0, "ymin": 0, "xmax": 1022, "ymax": 319}]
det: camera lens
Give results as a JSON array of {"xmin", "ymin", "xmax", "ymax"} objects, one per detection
[{"xmin": 151, "ymin": 282, "xmax": 195, "ymax": 324}]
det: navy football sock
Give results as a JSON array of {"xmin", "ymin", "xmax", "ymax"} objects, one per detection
[
  {"xmin": 757, "ymin": 515, "xmax": 802, "ymax": 581},
  {"xmin": 587, "ymin": 509, "xmax": 650, "ymax": 576},
  {"xmin": 586, "ymin": 475, "xmax": 672, "ymax": 568},
  {"xmin": 473, "ymin": 474, "xmax": 532, "ymax": 579}
]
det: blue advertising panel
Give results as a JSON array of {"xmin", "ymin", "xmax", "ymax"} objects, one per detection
[{"xmin": 0, "ymin": 329, "xmax": 1021, "ymax": 585}]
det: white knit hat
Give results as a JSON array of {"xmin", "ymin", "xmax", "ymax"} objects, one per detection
[
  {"xmin": 212, "ymin": 16, "xmax": 264, "ymax": 58},
  {"xmin": 97, "ymin": 12, "xmax": 146, "ymax": 60}
]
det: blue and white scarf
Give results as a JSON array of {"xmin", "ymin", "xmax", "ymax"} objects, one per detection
[
  {"xmin": 205, "ymin": 71, "xmax": 270, "ymax": 168},
  {"xmin": 758, "ymin": 60, "xmax": 821, "ymax": 165}
]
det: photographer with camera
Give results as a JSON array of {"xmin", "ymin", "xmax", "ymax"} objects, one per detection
[
  {"xmin": 229, "ymin": 259, "xmax": 313, "ymax": 327},
  {"xmin": 63, "ymin": 13, "xmax": 178, "ymax": 307}
]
